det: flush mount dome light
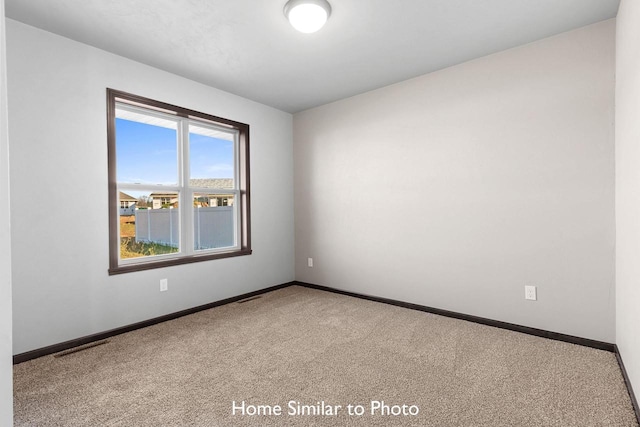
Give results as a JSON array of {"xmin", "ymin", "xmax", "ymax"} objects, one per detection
[{"xmin": 284, "ymin": 0, "xmax": 332, "ymax": 33}]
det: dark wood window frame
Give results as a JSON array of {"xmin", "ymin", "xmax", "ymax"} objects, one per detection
[{"xmin": 107, "ymin": 89, "xmax": 251, "ymax": 275}]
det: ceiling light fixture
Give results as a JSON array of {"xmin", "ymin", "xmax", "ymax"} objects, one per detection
[{"xmin": 284, "ymin": 0, "xmax": 332, "ymax": 34}]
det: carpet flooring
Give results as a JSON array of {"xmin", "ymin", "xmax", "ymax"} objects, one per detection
[{"xmin": 13, "ymin": 285, "xmax": 639, "ymax": 426}]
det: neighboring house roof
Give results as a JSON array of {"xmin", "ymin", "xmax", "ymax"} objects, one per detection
[
  {"xmin": 149, "ymin": 193, "xmax": 178, "ymax": 198},
  {"xmin": 119, "ymin": 191, "xmax": 137, "ymax": 202},
  {"xmin": 189, "ymin": 178, "xmax": 234, "ymax": 189},
  {"xmin": 149, "ymin": 179, "xmax": 234, "ymax": 197}
]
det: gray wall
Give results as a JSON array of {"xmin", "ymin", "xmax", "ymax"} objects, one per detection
[
  {"xmin": 294, "ymin": 20, "xmax": 616, "ymax": 342},
  {"xmin": 615, "ymin": 0, "xmax": 640, "ymax": 401},
  {"xmin": 0, "ymin": 0, "xmax": 13, "ymax": 423},
  {"xmin": 7, "ymin": 20, "xmax": 295, "ymax": 354}
]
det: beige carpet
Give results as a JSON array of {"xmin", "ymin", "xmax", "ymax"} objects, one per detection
[{"xmin": 13, "ymin": 286, "xmax": 639, "ymax": 426}]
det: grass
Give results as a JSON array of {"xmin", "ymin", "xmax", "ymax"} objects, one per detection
[
  {"xmin": 119, "ymin": 215, "xmax": 177, "ymax": 259},
  {"xmin": 120, "ymin": 215, "xmax": 136, "ymax": 238},
  {"xmin": 120, "ymin": 237, "xmax": 178, "ymax": 259}
]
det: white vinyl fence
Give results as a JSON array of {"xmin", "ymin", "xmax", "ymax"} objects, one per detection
[{"xmin": 135, "ymin": 207, "xmax": 234, "ymax": 249}]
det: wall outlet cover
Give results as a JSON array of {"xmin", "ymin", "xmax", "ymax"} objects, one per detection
[{"xmin": 525, "ymin": 285, "xmax": 537, "ymax": 301}]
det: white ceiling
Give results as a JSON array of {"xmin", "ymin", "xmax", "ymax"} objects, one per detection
[{"xmin": 5, "ymin": 0, "xmax": 620, "ymax": 113}]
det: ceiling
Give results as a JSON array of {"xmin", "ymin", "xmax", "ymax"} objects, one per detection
[{"xmin": 5, "ymin": 0, "xmax": 620, "ymax": 113}]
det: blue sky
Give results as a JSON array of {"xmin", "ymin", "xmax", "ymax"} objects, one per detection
[{"xmin": 116, "ymin": 118, "xmax": 234, "ymax": 191}]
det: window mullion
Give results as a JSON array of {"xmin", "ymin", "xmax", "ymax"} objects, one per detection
[{"xmin": 180, "ymin": 118, "xmax": 194, "ymax": 256}]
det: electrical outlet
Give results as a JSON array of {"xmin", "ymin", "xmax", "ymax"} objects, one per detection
[
  {"xmin": 160, "ymin": 279, "xmax": 168, "ymax": 292},
  {"xmin": 525, "ymin": 285, "xmax": 537, "ymax": 301},
  {"xmin": 307, "ymin": 257, "xmax": 313, "ymax": 268}
]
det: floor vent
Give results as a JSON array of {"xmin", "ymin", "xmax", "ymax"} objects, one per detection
[
  {"xmin": 237, "ymin": 296, "xmax": 262, "ymax": 304},
  {"xmin": 54, "ymin": 340, "xmax": 109, "ymax": 358}
]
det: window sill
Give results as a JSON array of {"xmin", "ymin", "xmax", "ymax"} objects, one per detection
[{"xmin": 108, "ymin": 249, "xmax": 252, "ymax": 275}]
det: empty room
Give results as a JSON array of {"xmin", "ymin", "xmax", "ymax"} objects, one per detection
[{"xmin": 1, "ymin": 0, "xmax": 640, "ymax": 425}]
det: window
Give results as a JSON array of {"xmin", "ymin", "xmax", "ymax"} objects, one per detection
[{"xmin": 107, "ymin": 89, "xmax": 251, "ymax": 274}]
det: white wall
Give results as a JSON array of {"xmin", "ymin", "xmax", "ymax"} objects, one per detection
[
  {"xmin": 294, "ymin": 20, "xmax": 616, "ymax": 342},
  {"xmin": 6, "ymin": 20, "xmax": 295, "ymax": 354},
  {"xmin": 0, "ymin": 1, "xmax": 13, "ymax": 423},
  {"xmin": 615, "ymin": 0, "xmax": 640, "ymax": 400}
]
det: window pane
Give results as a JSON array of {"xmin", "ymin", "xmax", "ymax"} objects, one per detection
[
  {"xmin": 115, "ymin": 109, "xmax": 179, "ymax": 185},
  {"xmin": 119, "ymin": 190, "xmax": 180, "ymax": 260},
  {"xmin": 193, "ymin": 193, "xmax": 235, "ymax": 251},
  {"xmin": 189, "ymin": 123, "xmax": 235, "ymax": 189}
]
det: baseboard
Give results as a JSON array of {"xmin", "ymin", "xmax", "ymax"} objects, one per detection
[
  {"xmin": 13, "ymin": 281, "xmax": 295, "ymax": 364},
  {"xmin": 13, "ymin": 278, "xmax": 638, "ymax": 423},
  {"xmin": 13, "ymin": 278, "xmax": 617, "ymax": 358},
  {"xmin": 15, "ymin": 278, "xmax": 636, "ymax": 422},
  {"xmin": 293, "ymin": 281, "xmax": 616, "ymax": 352},
  {"xmin": 614, "ymin": 345, "xmax": 640, "ymax": 425},
  {"xmin": 296, "ymin": 280, "xmax": 638, "ymax": 423}
]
